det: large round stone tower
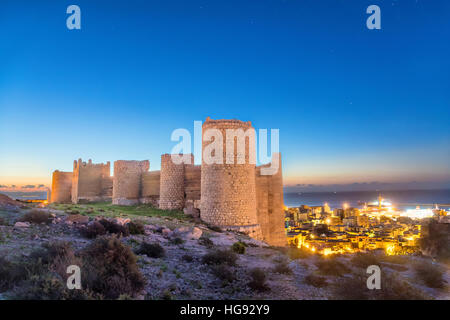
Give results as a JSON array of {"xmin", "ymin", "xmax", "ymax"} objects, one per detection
[
  {"xmin": 159, "ymin": 154, "xmax": 192, "ymax": 210},
  {"xmin": 201, "ymin": 118, "xmax": 262, "ymax": 239}
]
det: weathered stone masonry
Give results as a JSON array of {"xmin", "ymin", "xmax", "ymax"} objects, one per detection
[
  {"xmin": 72, "ymin": 159, "xmax": 112, "ymax": 204},
  {"xmin": 201, "ymin": 118, "xmax": 262, "ymax": 240},
  {"xmin": 112, "ymin": 160, "xmax": 149, "ymax": 205},
  {"xmin": 51, "ymin": 171, "xmax": 72, "ymax": 203}
]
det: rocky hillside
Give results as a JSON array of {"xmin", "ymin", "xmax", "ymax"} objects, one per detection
[{"xmin": 0, "ymin": 201, "xmax": 448, "ymax": 300}]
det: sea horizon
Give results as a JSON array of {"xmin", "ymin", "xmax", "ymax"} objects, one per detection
[{"xmin": 3, "ymin": 188, "xmax": 450, "ymax": 210}]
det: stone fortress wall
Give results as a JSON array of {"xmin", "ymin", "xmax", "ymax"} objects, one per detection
[
  {"xmin": 140, "ymin": 170, "xmax": 160, "ymax": 206},
  {"xmin": 71, "ymin": 159, "xmax": 112, "ymax": 204},
  {"xmin": 112, "ymin": 160, "xmax": 149, "ymax": 205},
  {"xmin": 255, "ymin": 153, "xmax": 286, "ymax": 246},
  {"xmin": 49, "ymin": 117, "xmax": 286, "ymax": 246}
]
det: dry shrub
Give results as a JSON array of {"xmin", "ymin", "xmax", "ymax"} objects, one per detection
[
  {"xmin": 98, "ymin": 219, "xmax": 129, "ymax": 237},
  {"xmin": 6, "ymin": 241, "xmax": 97, "ymax": 300},
  {"xmin": 351, "ymin": 253, "xmax": 380, "ymax": 269},
  {"xmin": 248, "ymin": 268, "xmax": 269, "ymax": 292},
  {"xmin": 0, "ymin": 257, "xmax": 28, "ymax": 292},
  {"xmin": 81, "ymin": 236, "xmax": 146, "ymax": 299},
  {"xmin": 382, "ymin": 263, "xmax": 409, "ymax": 272},
  {"xmin": 207, "ymin": 225, "xmax": 222, "ymax": 233},
  {"xmin": 81, "ymin": 221, "xmax": 106, "ymax": 239},
  {"xmin": 273, "ymin": 261, "xmax": 292, "ymax": 274},
  {"xmin": 333, "ymin": 271, "xmax": 429, "ymax": 300},
  {"xmin": 210, "ymin": 264, "xmax": 235, "ymax": 284},
  {"xmin": 127, "ymin": 221, "xmax": 145, "ymax": 235},
  {"xmin": 0, "ymin": 217, "xmax": 8, "ymax": 226},
  {"xmin": 135, "ymin": 242, "xmax": 165, "ymax": 258},
  {"xmin": 10, "ymin": 274, "xmax": 96, "ymax": 300},
  {"xmin": 286, "ymin": 247, "xmax": 313, "ymax": 260},
  {"xmin": 181, "ymin": 254, "xmax": 194, "ymax": 262},
  {"xmin": 19, "ymin": 210, "xmax": 53, "ymax": 224},
  {"xmin": 378, "ymin": 255, "xmax": 409, "ymax": 265},
  {"xmin": 419, "ymin": 220, "xmax": 450, "ymax": 262},
  {"xmin": 202, "ymin": 249, "xmax": 238, "ymax": 266},
  {"xmin": 81, "ymin": 219, "xmax": 129, "ymax": 239},
  {"xmin": 198, "ymin": 236, "xmax": 214, "ymax": 248},
  {"xmin": 41, "ymin": 241, "xmax": 82, "ymax": 279},
  {"xmin": 315, "ymin": 258, "xmax": 350, "ymax": 276},
  {"xmin": 304, "ymin": 274, "xmax": 328, "ymax": 288},
  {"xmin": 414, "ymin": 261, "xmax": 445, "ymax": 289}
]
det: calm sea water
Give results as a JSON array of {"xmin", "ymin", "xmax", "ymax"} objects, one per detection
[
  {"xmin": 1, "ymin": 191, "xmax": 48, "ymax": 200},
  {"xmin": 2, "ymin": 190, "xmax": 450, "ymax": 210},
  {"xmin": 284, "ymin": 189, "xmax": 450, "ymax": 210}
]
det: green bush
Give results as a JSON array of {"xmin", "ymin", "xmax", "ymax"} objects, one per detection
[
  {"xmin": 202, "ymin": 249, "xmax": 238, "ymax": 266},
  {"xmin": 171, "ymin": 237, "xmax": 185, "ymax": 245},
  {"xmin": 135, "ymin": 242, "xmax": 165, "ymax": 258},
  {"xmin": 231, "ymin": 242, "xmax": 246, "ymax": 254},
  {"xmin": 248, "ymin": 268, "xmax": 269, "ymax": 291}
]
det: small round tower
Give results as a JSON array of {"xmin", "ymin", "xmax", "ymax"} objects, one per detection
[
  {"xmin": 201, "ymin": 118, "xmax": 261, "ymax": 238},
  {"xmin": 159, "ymin": 154, "xmax": 192, "ymax": 210},
  {"xmin": 51, "ymin": 170, "xmax": 73, "ymax": 203}
]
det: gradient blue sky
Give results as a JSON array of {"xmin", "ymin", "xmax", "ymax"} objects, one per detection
[{"xmin": 0, "ymin": 0, "xmax": 449, "ymax": 189}]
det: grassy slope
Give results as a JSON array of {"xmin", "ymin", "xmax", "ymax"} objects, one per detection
[{"xmin": 49, "ymin": 202, "xmax": 188, "ymax": 220}]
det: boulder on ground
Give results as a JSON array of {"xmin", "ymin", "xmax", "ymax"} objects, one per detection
[
  {"xmin": 183, "ymin": 206, "xmax": 200, "ymax": 218},
  {"xmin": 162, "ymin": 228, "xmax": 172, "ymax": 237},
  {"xmin": 14, "ymin": 221, "xmax": 30, "ymax": 228},
  {"xmin": 115, "ymin": 217, "xmax": 131, "ymax": 226},
  {"xmin": 65, "ymin": 214, "xmax": 89, "ymax": 225},
  {"xmin": 173, "ymin": 226, "xmax": 202, "ymax": 240}
]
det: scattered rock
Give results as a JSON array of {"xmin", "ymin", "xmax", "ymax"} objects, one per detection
[
  {"xmin": 66, "ymin": 214, "xmax": 89, "ymax": 225},
  {"xmin": 14, "ymin": 221, "xmax": 30, "ymax": 228},
  {"xmin": 173, "ymin": 226, "xmax": 203, "ymax": 240},
  {"xmin": 115, "ymin": 217, "xmax": 131, "ymax": 226},
  {"xmin": 162, "ymin": 228, "xmax": 172, "ymax": 237},
  {"xmin": 183, "ymin": 206, "xmax": 200, "ymax": 218}
]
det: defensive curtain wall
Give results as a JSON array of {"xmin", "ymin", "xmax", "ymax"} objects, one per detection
[{"xmin": 49, "ymin": 118, "xmax": 286, "ymax": 246}]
